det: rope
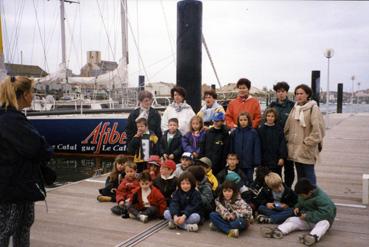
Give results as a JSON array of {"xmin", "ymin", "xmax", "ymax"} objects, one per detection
[
  {"xmin": 160, "ymin": 0, "xmax": 175, "ymax": 64},
  {"xmin": 96, "ymin": 0, "xmax": 116, "ymax": 61},
  {"xmin": 202, "ymin": 33, "xmax": 222, "ymax": 89},
  {"xmin": 32, "ymin": 0, "xmax": 49, "ymax": 72},
  {"xmin": 120, "ymin": 0, "xmax": 150, "ymax": 83}
]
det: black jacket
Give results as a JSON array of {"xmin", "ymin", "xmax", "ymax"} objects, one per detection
[
  {"xmin": 153, "ymin": 175, "xmax": 177, "ymax": 205},
  {"xmin": 257, "ymin": 124, "xmax": 287, "ymax": 167},
  {"xmin": 201, "ymin": 125, "xmax": 229, "ymax": 175},
  {"xmin": 160, "ymin": 130, "xmax": 182, "ymax": 163},
  {"xmin": 269, "ymin": 99, "xmax": 294, "ymax": 128},
  {"xmin": 169, "ymin": 188, "xmax": 203, "ymax": 218},
  {"xmin": 0, "ymin": 107, "xmax": 53, "ymax": 203},
  {"xmin": 125, "ymin": 107, "xmax": 162, "ymax": 144},
  {"xmin": 258, "ymin": 184, "xmax": 298, "ymax": 208}
]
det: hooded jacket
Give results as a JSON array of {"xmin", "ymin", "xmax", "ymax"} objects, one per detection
[{"xmin": 269, "ymin": 98, "xmax": 295, "ymax": 128}]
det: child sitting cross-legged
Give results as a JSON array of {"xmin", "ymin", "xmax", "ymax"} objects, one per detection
[
  {"xmin": 111, "ymin": 161, "xmax": 140, "ymax": 218},
  {"xmin": 97, "ymin": 155, "xmax": 128, "ymax": 202},
  {"xmin": 261, "ymin": 178, "xmax": 336, "ymax": 246},
  {"xmin": 127, "ymin": 171, "xmax": 167, "ymax": 223},
  {"xmin": 209, "ymin": 180, "xmax": 253, "ymax": 238},
  {"xmin": 164, "ymin": 171, "xmax": 202, "ymax": 232},
  {"xmin": 256, "ymin": 172, "xmax": 297, "ymax": 224},
  {"xmin": 153, "ymin": 160, "xmax": 178, "ymax": 205}
]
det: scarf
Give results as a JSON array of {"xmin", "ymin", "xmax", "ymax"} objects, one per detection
[
  {"xmin": 171, "ymin": 101, "xmax": 191, "ymax": 112},
  {"xmin": 293, "ymin": 100, "xmax": 317, "ymax": 127}
]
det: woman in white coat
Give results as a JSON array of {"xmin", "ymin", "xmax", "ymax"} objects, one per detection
[{"xmin": 161, "ymin": 86, "xmax": 195, "ymax": 135}]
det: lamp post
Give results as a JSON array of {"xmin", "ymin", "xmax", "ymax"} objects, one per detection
[{"xmin": 324, "ymin": 48, "xmax": 334, "ymax": 129}]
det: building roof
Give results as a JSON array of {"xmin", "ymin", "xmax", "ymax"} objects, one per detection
[{"xmin": 5, "ymin": 63, "xmax": 48, "ymax": 77}]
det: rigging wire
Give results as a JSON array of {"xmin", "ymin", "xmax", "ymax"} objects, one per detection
[
  {"xmin": 202, "ymin": 33, "xmax": 222, "ymax": 88},
  {"xmin": 9, "ymin": 0, "xmax": 25, "ymax": 63},
  {"xmin": 96, "ymin": 0, "xmax": 116, "ymax": 61},
  {"xmin": 32, "ymin": 0, "xmax": 49, "ymax": 72},
  {"xmin": 136, "ymin": 0, "xmax": 140, "ymax": 74},
  {"xmin": 120, "ymin": 0, "xmax": 150, "ymax": 83},
  {"xmin": 160, "ymin": 0, "xmax": 175, "ymax": 64},
  {"xmin": 150, "ymin": 58, "xmax": 175, "ymax": 81},
  {"xmin": 0, "ymin": 0, "xmax": 11, "ymax": 62},
  {"xmin": 66, "ymin": 4, "xmax": 81, "ymax": 70}
]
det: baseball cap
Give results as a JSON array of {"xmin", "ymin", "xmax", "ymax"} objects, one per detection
[
  {"xmin": 148, "ymin": 155, "xmax": 161, "ymax": 167},
  {"xmin": 161, "ymin": 160, "xmax": 176, "ymax": 171},
  {"xmin": 212, "ymin": 111, "xmax": 225, "ymax": 122},
  {"xmin": 181, "ymin": 152, "xmax": 193, "ymax": 160}
]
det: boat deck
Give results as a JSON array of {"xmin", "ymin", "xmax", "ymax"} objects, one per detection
[{"xmin": 31, "ymin": 113, "xmax": 369, "ymax": 247}]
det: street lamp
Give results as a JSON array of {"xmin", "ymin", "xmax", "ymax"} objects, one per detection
[{"xmin": 324, "ymin": 48, "xmax": 334, "ymax": 129}]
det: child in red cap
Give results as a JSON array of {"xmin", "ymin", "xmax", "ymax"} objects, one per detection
[{"xmin": 153, "ymin": 160, "xmax": 178, "ymax": 205}]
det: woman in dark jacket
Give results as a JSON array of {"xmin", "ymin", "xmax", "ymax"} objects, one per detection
[
  {"xmin": 0, "ymin": 76, "xmax": 53, "ymax": 247},
  {"xmin": 125, "ymin": 90, "xmax": 162, "ymax": 144}
]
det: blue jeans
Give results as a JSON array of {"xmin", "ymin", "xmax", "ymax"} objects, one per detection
[
  {"xmin": 209, "ymin": 212, "xmax": 247, "ymax": 234},
  {"xmin": 295, "ymin": 162, "xmax": 316, "ymax": 186},
  {"xmin": 258, "ymin": 205, "xmax": 294, "ymax": 224},
  {"xmin": 163, "ymin": 209, "xmax": 200, "ymax": 229}
]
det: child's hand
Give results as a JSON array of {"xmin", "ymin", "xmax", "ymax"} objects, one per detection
[
  {"xmin": 300, "ymin": 213, "xmax": 306, "ymax": 220},
  {"xmin": 163, "ymin": 154, "xmax": 169, "ymax": 160},
  {"xmin": 110, "ymin": 188, "xmax": 116, "ymax": 193},
  {"xmin": 192, "ymin": 152, "xmax": 199, "ymax": 158},
  {"xmin": 229, "ymin": 214, "xmax": 236, "ymax": 221},
  {"xmin": 173, "ymin": 215, "xmax": 179, "ymax": 224},
  {"xmin": 169, "ymin": 154, "xmax": 174, "ymax": 160},
  {"xmin": 278, "ymin": 159, "xmax": 284, "ymax": 166},
  {"xmin": 280, "ymin": 203, "xmax": 288, "ymax": 209},
  {"xmin": 266, "ymin": 203, "xmax": 275, "ymax": 209},
  {"xmin": 134, "ymin": 130, "xmax": 143, "ymax": 138},
  {"xmin": 177, "ymin": 215, "xmax": 186, "ymax": 225},
  {"xmin": 294, "ymin": 208, "xmax": 300, "ymax": 215},
  {"xmin": 118, "ymin": 201, "xmax": 124, "ymax": 206}
]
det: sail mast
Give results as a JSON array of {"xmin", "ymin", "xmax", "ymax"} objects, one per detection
[
  {"xmin": 60, "ymin": 0, "xmax": 67, "ymax": 66},
  {"xmin": 0, "ymin": 12, "xmax": 7, "ymax": 80},
  {"xmin": 120, "ymin": 0, "xmax": 128, "ymax": 86}
]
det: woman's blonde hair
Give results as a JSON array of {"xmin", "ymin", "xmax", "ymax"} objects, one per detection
[{"xmin": 0, "ymin": 76, "xmax": 34, "ymax": 110}]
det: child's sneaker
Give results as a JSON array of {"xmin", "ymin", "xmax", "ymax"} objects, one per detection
[
  {"xmin": 138, "ymin": 214, "xmax": 149, "ymax": 223},
  {"xmin": 209, "ymin": 222, "xmax": 217, "ymax": 231},
  {"xmin": 227, "ymin": 229, "xmax": 239, "ymax": 238},
  {"xmin": 272, "ymin": 228, "xmax": 284, "ymax": 239},
  {"xmin": 128, "ymin": 213, "xmax": 136, "ymax": 219},
  {"xmin": 301, "ymin": 234, "xmax": 318, "ymax": 246},
  {"xmin": 185, "ymin": 224, "xmax": 199, "ymax": 232},
  {"xmin": 97, "ymin": 195, "xmax": 112, "ymax": 202},
  {"xmin": 168, "ymin": 220, "xmax": 176, "ymax": 229},
  {"xmin": 256, "ymin": 214, "xmax": 271, "ymax": 224},
  {"xmin": 111, "ymin": 205, "xmax": 123, "ymax": 215}
]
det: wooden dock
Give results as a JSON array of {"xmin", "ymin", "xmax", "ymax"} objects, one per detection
[{"xmin": 31, "ymin": 113, "xmax": 369, "ymax": 247}]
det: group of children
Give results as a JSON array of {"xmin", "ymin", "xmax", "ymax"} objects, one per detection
[{"xmin": 95, "ymin": 110, "xmax": 336, "ymax": 245}]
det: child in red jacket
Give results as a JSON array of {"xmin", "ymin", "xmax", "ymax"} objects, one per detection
[
  {"xmin": 111, "ymin": 161, "xmax": 140, "ymax": 218},
  {"xmin": 128, "ymin": 172, "xmax": 167, "ymax": 223}
]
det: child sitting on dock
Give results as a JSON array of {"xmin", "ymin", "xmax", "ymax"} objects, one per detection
[
  {"xmin": 97, "ymin": 155, "xmax": 128, "ymax": 202},
  {"xmin": 209, "ymin": 180, "xmax": 253, "ymax": 238},
  {"xmin": 261, "ymin": 178, "xmax": 336, "ymax": 246},
  {"xmin": 181, "ymin": 115, "xmax": 205, "ymax": 159},
  {"xmin": 153, "ymin": 160, "xmax": 178, "ymax": 205},
  {"xmin": 256, "ymin": 172, "xmax": 297, "ymax": 224},
  {"xmin": 160, "ymin": 118, "xmax": 183, "ymax": 163},
  {"xmin": 111, "ymin": 161, "xmax": 140, "ymax": 218},
  {"xmin": 146, "ymin": 155, "xmax": 161, "ymax": 181},
  {"xmin": 128, "ymin": 117, "xmax": 159, "ymax": 173},
  {"xmin": 127, "ymin": 172, "xmax": 167, "ymax": 223},
  {"xmin": 173, "ymin": 152, "xmax": 193, "ymax": 178},
  {"xmin": 164, "ymin": 172, "xmax": 202, "ymax": 232},
  {"xmin": 197, "ymin": 157, "xmax": 219, "ymax": 192},
  {"xmin": 188, "ymin": 165, "xmax": 214, "ymax": 218}
]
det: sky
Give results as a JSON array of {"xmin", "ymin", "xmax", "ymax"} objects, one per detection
[{"xmin": 2, "ymin": 0, "xmax": 369, "ymax": 92}]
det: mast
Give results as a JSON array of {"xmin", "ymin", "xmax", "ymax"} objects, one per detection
[
  {"xmin": 0, "ymin": 12, "xmax": 7, "ymax": 80},
  {"xmin": 60, "ymin": 0, "xmax": 67, "ymax": 66},
  {"xmin": 120, "ymin": 0, "xmax": 128, "ymax": 86}
]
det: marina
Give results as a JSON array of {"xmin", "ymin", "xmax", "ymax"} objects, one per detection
[{"xmin": 31, "ymin": 113, "xmax": 369, "ymax": 246}]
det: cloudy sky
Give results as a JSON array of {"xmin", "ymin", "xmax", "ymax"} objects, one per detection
[{"xmin": 2, "ymin": 0, "xmax": 369, "ymax": 92}]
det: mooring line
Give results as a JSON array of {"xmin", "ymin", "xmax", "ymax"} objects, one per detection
[{"xmin": 115, "ymin": 220, "xmax": 168, "ymax": 247}]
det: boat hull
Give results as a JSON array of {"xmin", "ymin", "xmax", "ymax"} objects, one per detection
[{"xmin": 30, "ymin": 115, "xmax": 129, "ymax": 156}]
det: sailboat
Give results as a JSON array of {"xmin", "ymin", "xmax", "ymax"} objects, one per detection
[{"xmin": 1, "ymin": 0, "xmax": 137, "ymax": 156}]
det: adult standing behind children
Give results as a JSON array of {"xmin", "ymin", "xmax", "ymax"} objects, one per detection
[
  {"xmin": 225, "ymin": 78, "xmax": 261, "ymax": 129},
  {"xmin": 125, "ymin": 90, "xmax": 162, "ymax": 144},
  {"xmin": 161, "ymin": 86, "xmax": 195, "ymax": 135},
  {"xmin": 284, "ymin": 84, "xmax": 325, "ymax": 186},
  {"xmin": 197, "ymin": 89, "xmax": 225, "ymax": 128},
  {"xmin": 0, "ymin": 76, "xmax": 53, "ymax": 247},
  {"xmin": 269, "ymin": 82, "xmax": 295, "ymax": 188}
]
